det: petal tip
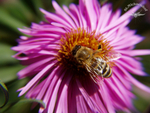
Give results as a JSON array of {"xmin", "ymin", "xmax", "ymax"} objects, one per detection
[{"xmin": 39, "ymin": 8, "xmax": 46, "ymax": 14}]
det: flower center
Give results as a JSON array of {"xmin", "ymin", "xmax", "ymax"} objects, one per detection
[{"xmin": 56, "ymin": 28, "xmax": 114, "ymax": 79}]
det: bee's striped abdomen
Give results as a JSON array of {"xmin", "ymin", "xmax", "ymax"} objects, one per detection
[{"xmin": 102, "ymin": 63, "xmax": 112, "ymax": 78}]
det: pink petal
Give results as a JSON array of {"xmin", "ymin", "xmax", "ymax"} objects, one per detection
[
  {"xmin": 116, "ymin": 63, "xmax": 150, "ymax": 93},
  {"xmin": 101, "ymin": 0, "xmax": 145, "ymax": 34},
  {"xmin": 40, "ymin": 8, "xmax": 73, "ymax": 29},
  {"xmin": 52, "ymin": 1, "xmax": 76, "ymax": 29},
  {"xmin": 63, "ymin": 5, "xmax": 80, "ymax": 28},
  {"xmin": 76, "ymin": 94, "xmax": 89, "ymax": 113},
  {"xmin": 84, "ymin": 0, "xmax": 98, "ymax": 31},
  {"xmin": 55, "ymin": 72, "xmax": 72, "ymax": 113},
  {"xmin": 19, "ymin": 61, "xmax": 57, "ymax": 96},
  {"xmin": 116, "ymin": 60, "xmax": 147, "ymax": 76},
  {"xmin": 18, "ymin": 57, "xmax": 55, "ymax": 78},
  {"xmin": 76, "ymin": 80, "xmax": 103, "ymax": 112},
  {"xmin": 99, "ymin": 83, "xmax": 115, "ymax": 113}
]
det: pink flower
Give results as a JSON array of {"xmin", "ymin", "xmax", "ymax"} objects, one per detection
[{"xmin": 12, "ymin": 0, "xmax": 150, "ymax": 113}]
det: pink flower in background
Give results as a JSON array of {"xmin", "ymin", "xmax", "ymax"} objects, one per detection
[{"xmin": 12, "ymin": 0, "xmax": 150, "ymax": 113}]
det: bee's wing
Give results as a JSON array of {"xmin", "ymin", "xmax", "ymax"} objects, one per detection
[
  {"xmin": 106, "ymin": 51, "xmax": 121, "ymax": 62},
  {"xmin": 84, "ymin": 63, "xmax": 101, "ymax": 83},
  {"xmin": 84, "ymin": 63, "xmax": 96, "ymax": 77},
  {"xmin": 84, "ymin": 63, "xmax": 104, "ymax": 85}
]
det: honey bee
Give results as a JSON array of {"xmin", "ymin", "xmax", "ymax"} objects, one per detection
[{"xmin": 71, "ymin": 45, "xmax": 120, "ymax": 82}]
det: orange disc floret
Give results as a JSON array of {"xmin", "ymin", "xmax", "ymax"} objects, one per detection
[{"xmin": 57, "ymin": 28, "xmax": 113, "ymax": 65}]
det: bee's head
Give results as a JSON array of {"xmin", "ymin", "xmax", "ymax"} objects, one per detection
[
  {"xmin": 71, "ymin": 45, "xmax": 81, "ymax": 56},
  {"xmin": 72, "ymin": 45, "xmax": 93, "ymax": 64}
]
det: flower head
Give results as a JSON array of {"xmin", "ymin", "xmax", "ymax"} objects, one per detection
[{"xmin": 12, "ymin": 0, "xmax": 150, "ymax": 113}]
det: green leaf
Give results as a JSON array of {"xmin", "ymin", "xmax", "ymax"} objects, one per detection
[
  {"xmin": 133, "ymin": 94, "xmax": 150, "ymax": 112},
  {"xmin": 0, "ymin": 65, "xmax": 24, "ymax": 83},
  {"xmin": 0, "ymin": 80, "xmax": 9, "ymax": 108},
  {"xmin": 2, "ymin": 99, "xmax": 32, "ymax": 113},
  {"xmin": 0, "ymin": 43, "xmax": 18, "ymax": 66},
  {"xmin": 0, "ymin": 8, "xmax": 27, "ymax": 34},
  {"xmin": 133, "ymin": 85, "xmax": 150, "ymax": 112},
  {"xmin": 6, "ymin": 78, "xmax": 28, "ymax": 102},
  {"xmin": 0, "ymin": 78, "xmax": 29, "ymax": 112},
  {"xmin": 32, "ymin": 0, "xmax": 44, "ymax": 19},
  {"xmin": 56, "ymin": 0, "xmax": 75, "ymax": 6},
  {"xmin": 7, "ymin": 1, "xmax": 40, "ymax": 23},
  {"xmin": 99, "ymin": 0, "xmax": 108, "ymax": 5},
  {"xmin": 18, "ymin": 99, "xmax": 45, "ymax": 110},
  {"xmin": 2, "ymin": 99, "xmax": 45, "ymax": 113}
]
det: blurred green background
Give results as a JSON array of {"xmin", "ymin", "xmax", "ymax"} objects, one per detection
[{"xmin": 0, "ymin": 0, "xmax": 150, "ymax": 113}]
